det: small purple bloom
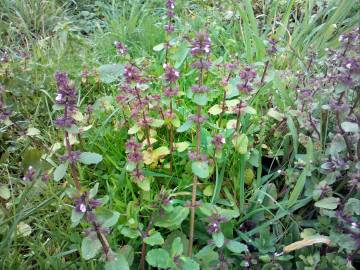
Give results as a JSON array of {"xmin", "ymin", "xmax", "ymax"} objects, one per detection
[
  {"xmin": 207, "ymin": 213, "xmax": 226, "ymax": 234},
  {"xmin": 211, "ymin": 134, "xmax": 225, "ymax": 151},
  {"xmin": 114, "ymin": 41, "xmax": 128, "ymax": 55},
  {"xmin": 190, "ymin": 32, "xmax": 211, "ymax": 56},
  {"xmin": 124, "ymin": 64, "xmax": 141, "ymax": 83},
  {"xmin": 23, "ymin": 166, "xmax": 36, "ymax": 181},
  {"xmin": 164, "ymin": 87, "xmax": 178, "ymax": 97},
  {"xmin": 191, "ymin": 85, "xmax": 210, "ymax": 93},
  {"xmin": 164, "ymin": 64, "xmax": 180, "ymax": 83},
  {"xmin": 189, "ymin": 114, "xmax": 208, "ymax": 123}
]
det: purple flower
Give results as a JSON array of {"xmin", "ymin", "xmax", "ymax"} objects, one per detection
[
  {"xmin": 348, "ymin": 172, "xmax": 360, "ymax": 191},
  {"xmin": 329, "ymin": 99, "xmax": 349, "ymax": 111},
  {"xmin": 124, "ymin": 64, "xmax": 141, "ymax": 83},
  {"xmin": 164, "ymin": 87, "xmax": 178, "ymax": 97},
  {"xmin": 132, "ymin": 167, "xmax": 145, "ymax": 182},
  {"xmin": 207, "ymin": 213, "xmax": 226, "ymax": 234},
  {"xmin": 188, "ymin": 151, "xmax": 207, "ymax": 162},
  {"xmin": 191, "ymin": 85, "xmax": 210, "ymax": 93},
  {"xmin": 1, "ymin": 52, "xmax": 9, "ymax": 63},
  {"xmin": 192, "ymin": 60, "xmax": 211, "ymax": 70},
  {"xmin": 267, "ymin": 38, "xmax": 277, "ymax": 55},
  {"xmin": 73, "ymin": 193, "xmax": 102, "ymax": 213},
  {"xmin": 189, "ymin": 114, "xmax": 208, "ymax": 123},
  {"xmin": 23, "ymin": 166, "xmax": 36, "ymax": 181},
  {"xmin": 54, "ymin": 72, "xmax": 78, "ymax": 128},
  {"xmin": 114, "ymin": 41, "xmax": 128, "ymax": 55},
  {"xmin": 125, "ymin": 137, "xmax": 142, "ymax": 152},
  {"xmin": 236, "ymin": 83, "xmax": 253, "ymax": 94},
  {"xmin": 190, "ymin": 32, "xmax": 211, "ymax": 56},
  {"xmin": 166, "ymin": 0, "xmax": 175, "ymax": 9},
  {"xmin": 166, "ymin": 10, "xmax": 175, "ymax": 18},
  {"xmin": 165, "ymin": 23, "xmax": 175, "ymax": 33},
  {"xmin": 211, "ymin": 134, "xmax": 225, "ymax": 151},
  {"xmin": 59, "ymin": 150, "xmax": 81, "ymax": 164},
  {"xmin": 239, "ymin": 67, "xmax": 256, "ymax": 81},
  {"xmin": 164, "ymin": 64, "xmax": 180, "ymax": 83}
]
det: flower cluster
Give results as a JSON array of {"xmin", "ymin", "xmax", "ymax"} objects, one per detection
[
  {"xmin": 59, "ymin": 150, "xmax": 81, "ymax": 164},
  {"xmin": 207, "ymin": 213, "xmax": 226, "ymax": 234},
  {"xmin": 54, "ymin": 72, "xmax": 78, "ymax": 128},
  {"xmin": 266, "ymin": 38, "xmax": 277, "ymax": 56},
  {"xmin": 23, "ymin": 166, "xmax": 36, "ymax": 181},
  {"xmin": 237, "ymin": 67, "xmax": 257, "ymax": 94},
  {"xmin": 114, "ymin": 41, "xmax": 128, "ymax": 55},
  {"xmin": 163, "ymin": 64, "xmax": 179, "ymax": 84},
  {"xmin": 188, "ymin": 151, "xmax": 207, "ymax": 161},
  {"xmin": 189, "ymin": 114, "xmax": 208, "ymax": 123},
  {"xmin": 124, "ymin": 64, "xmax": 141, "ymax": 84},
  {"xmin": 190, "ymin": 32, "xmax": 211, "ymax": 56},
  {"xmin": 211, "ymin": 134, "xmax": 225, "ymax": 152},
  {"xmin": 191, "ymin": 85, "xmax": 210, "ymax": 94},
  {"xmin": 73, "ymin": 192, "xmax": 102, "ymax": 214},
  {"xmin": 164, "ymin": 0, "xmax": 176, "ymax": 33},
  {"xmin": 126, "ymin": 137, "xmax": 145, "ymax": 182}
]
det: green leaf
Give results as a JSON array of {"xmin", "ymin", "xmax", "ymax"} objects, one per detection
[
  {"xmin": 146, "ymin": 249, "xmax": 172, "ymax": 268},
  {"xmin": 208, "ymin": 104, "xmax": 222, "ymax": 115},
  {"xmin": 149, "ymin": 119, "xmax": 164, "ymax": 128},
  {"xmin": 232, "ymin": 134, "xmax": 248, "ymax": 154},
  {"xmin": 81, "ymin": 235, "xmax": 102, "ymax": 260},
  {"xmin": 71, "ymin": 208, "xmax": 84, "ymax": 227},
  {"xmin": 154, "ymin": 206, "xmax": 189, "ymax": 228},
  {"xmin": 267, "ymin": 108, "xmax": 284, "ymax": 121},
  {"xmin": 181, "ymin": 257, "xmax": 200, "ymax": 270},
  {"xmin": 98, "ymin": 64, "xmax": 124, "ymax": 83},
  {"xmin": 174, "ymin": 141, "xmax": 190, "ymax": 152},
  {"xmin": 104, "ymin": 254, "xmax": 130, "ymax": 270},
  {"xmin": 89, "ymin": 183, "xmax": 99, "ymax": 199},
  {"xmin": 79, "ymin": 152, "xmax": 103, "ymax": 165},
  {"xmin": 341, "ymin": 121, "xmax": 359, "ymax": 133},
  {"xmin": 144, "ymin": 232, "xmax": 164, "ymax": 246},
  {"xmin": 95, "ymin": 208, "xmax": 120, "ymax": 227},
  {"xmin": 136, "ymin": 178, "xmax": 150, "ymax": 191},
  {"xmin": 128, "ymin": 124, "xmax": 140, "ymax": 135},
  {"xmin": 193, "ymin": 93, "xmax": 208, "ymax": 106},
  {"xmin": 120, "ymin": 226, "xmax": 141, "ymax": 239},
  {"xmin": 225, "ymin": 240, "xmax": 248, "ymax": 253},
  {"xmin": 288, "ymin": 139, "xmax": 313, "ymax": 207},
  {"xmin": 54, "ymin": 163, "xmax": 68, "ymax": 182},
  {"xmin": 26, "ymin": 127, "xmax": 40, "ymax": 136},
  {"xmin": 315, "ymin": 197, "xmax": 339, "ymax": 210},
  {"xmin": 171, "ymin": 237, "xmax": 183, "ymax": 257},
  {"xmin": 195, "ymin": 246, "xmax": 219, "ymax": 268},
  {"xmin": 212, "ymin": 231, "xmax": 224, "ymax": 248},
  {"xmin": 16, "ymin": 222, "xmax": 32, "ymax": 237},
  {"xmin": 0, "ymin": 185, "xmax": 10, "ymax": 200},
  {"xmin": 173, "ymin": 42, "xmax": 190, "ymax": 69},
  {"xmin": 244, "ymin": 106, "xmax": 256, "ymax": 115},
  {"xmin": 153, "ymin": 43, "xmax": 165, "ymax": 51},
  {"xmin": 176, "ymin": 119, "xmax": 193, "ymax": 132},
  {"xmin": 345, "ymin": 198, "xmax": 360, "ymax": 215},
  {"xmin": 119, "ymin": 245, "xmax": 134, "ymax": 266},
  {"xmin": 192, "ymin": 161, "xmax": 209, "ymax": 179}
]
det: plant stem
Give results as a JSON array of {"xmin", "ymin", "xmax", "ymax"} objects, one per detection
[
  {"xmin": 93, "ymin": 221, "xmax": 110, "ymax": 261},
  {"xmin": 135, "ymin": 87, "xmax": 152, "ymax": 149},
  {"xmin": 188, "ymin": 104, "xmax": 202, "ymax": 257},
  {"xmin": 188, "ymin": 174, "xmax": 197, "ymax": 257},
  {"xmin": 169, "ymin": 99, "xmax": 174, "ymax": 173},
  {"xmin": 140, "ymin": 220, "xmax": 153, "ymax": 270},
  {"xmin": 260, "ymin": 60, "xmax": 269, "ymax": 84},
  {"xmin": 63, "ymin": 104, "xmax": 81, "ymax": 191}
]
